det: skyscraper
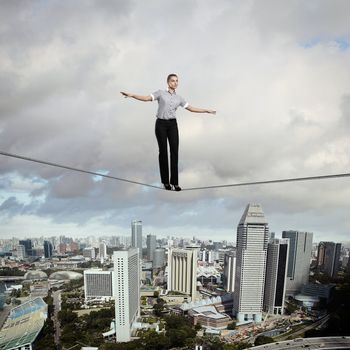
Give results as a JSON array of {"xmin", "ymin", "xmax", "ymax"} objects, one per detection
[
  {"xmin": 167, "ymin": 248, "xmax": 198, "ymax": 301},
  {"xmin": 19, "ymin": 239, "xmax": 32, "ymax": 257},
  {"xmin": 153, "ymin": 248, "xmax": 166, "ymax": 268},
  {"xmin": 317, "ymin": 241, "xmax": 341, "ymax": 278},
  {"xmin": 113, "ymin": 248, "xmax": 140, "ymax": 342},
  {"xmin": 146, "ymin": 234, "xmax": 157, "ymax": 261},
  {"xmin": 43, "ymin": 241, "xmax": 53, "ymax": 259},
  {"xmin": 223, "ymin": 251, "xmax": 236, "ymax": 293},
  {"xmin": 233, "ymin": 203, "xmax": 269, "ymax": 324},
  {"xmin": 282, "ymin": 230, "xmax": 313, "ymax": 295},
  {"xmin": 99, "ymin": 242, "xmax": 108, "ymax": 262},
  {"xmin": 131, "ymin": 220, "xmax": 142, "ymax": 259},
  {"xmin": 263, "ymin": 238, "xmax": 289, "ymax": 315},
  {"xmin": 16, "ymin": 245, "xmax": 26, "ymax": 260}
]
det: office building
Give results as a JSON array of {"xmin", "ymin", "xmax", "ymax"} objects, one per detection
[
  {"xmin": 113, "ymin": 248, "xmax": 140, "ymax": 342},
  {"xmin": 83, "ymin": 247, "xmax": 96, "ymax": 259},
  {"xmin": 44, "ymin": 241, "xmax": 53, "ymax": 259},
  {"xmin": 153, "ymin": 248, "xmax": 166, "ymax": 268},
  {"xmin": 233, "ymin": 203, "xmax": 269, "ymax": 324},
  {"xmin": 19, "ymin": 239, "xmax": 32, "ymax": 257},
  {"xmin": 317, "ymin": 241, "xmax": 341, "ymax": 278},
  {"xmin": 84, "ymin": 269, "xmax": 114, "ymax": 303},
  {"xmin": 131, "ymin": 220, "xmax": 143, "ymax": 259},
  {"xmin": 146, "ymin": 234, "xmax": 157, "ymax": 261},
  {"xmin": 282, "ymin": 230, "xmax": 313, "ymax": 295},
  {"xmin": 168, "ymin": 248, "xmax": 198, "ymax": 301},
  {"xmin": 16, "ymin": 244, "xmax": 26, "ymax": 260},
  {"xmin": 99, "ymin": 242, "xmax": 108, "ymax": 262},
  {"xmin": 223, "ymin": 251, "xmax": 236, "ymax": 292},
  {"xmin": 263, "ymin": 238, "xmax": 289, "ymax": 315}
]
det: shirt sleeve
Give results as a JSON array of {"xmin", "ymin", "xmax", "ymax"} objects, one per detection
[
  {"xmin": 150, "ymin": 90, "xmax": 161, "ymax": 101},
  {"xmin": 179, "ymin": 96, "xmax": 189, "ymax": 109}
]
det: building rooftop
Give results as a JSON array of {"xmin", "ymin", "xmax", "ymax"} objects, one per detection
[{"xmin": 0, "ymin": 297, "xmax": 47, "ymax": 350}]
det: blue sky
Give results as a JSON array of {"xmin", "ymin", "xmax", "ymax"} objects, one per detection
[{"xmin": 1, "ymin": 0, "xmax": 350, "ymax": 243}]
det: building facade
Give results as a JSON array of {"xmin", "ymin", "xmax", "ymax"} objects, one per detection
[
  {"xmin": 153, "ymin": 248, "xmax": 166, "ymax": 268},
  {"xmin": 113, "ymin": 248, "xmax": 140, "ymax": 342},
  {"xmin": 168, "ymin": 248, "xmax": 198, "ymax": 301},
  {"xmin": 233, "ymin": 203, "xmax": 269, "ymax": 324},
  {"xmin": 84, "ymin": 269, "xmax": 114, "ymax": 303},
  {"xmin": 44, "ymin": 241, "xmax": 53, "ymax": 259},
  {"xmin": 223, "ymin": 251, "xmax": 236, "ymax": 293},
  {"xmin": 131, "ymin": 220, "xmax": 143, "ymax": 259},
  {"xmin": 146, "ymin": 234, "xmax": 157, "ymax": 261},
  {"xmin": 317, "ymin": 241, "xmax": 341, "ymax": 278},
  {"xmin": 99, "ymin": 242, "xmax": 108, "ymax": 262},
  {"xmin": 263, "ymin": 238, "xmax": 289, "ymax": 315},
  {"xmin": 282, "ymin": 231, "xmax": 313, "ymax": 295}
]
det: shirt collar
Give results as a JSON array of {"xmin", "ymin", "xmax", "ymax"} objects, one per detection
[{"xmin": 167, "ymin": 87, "xmax": 176, "ymax": 95}]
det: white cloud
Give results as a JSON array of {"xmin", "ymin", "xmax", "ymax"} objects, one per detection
[{"xmin": 1, "ymin": 0, "xmax": 350, "ymax": 241}]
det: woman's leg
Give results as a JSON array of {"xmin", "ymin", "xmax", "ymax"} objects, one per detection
[
  {"xmin": 155, "ymin": 119, "xmax": 169, "ymax": 185},
  {"xmin": 168, "ymin": 120, "xmax": 179, "ymax": 186}
]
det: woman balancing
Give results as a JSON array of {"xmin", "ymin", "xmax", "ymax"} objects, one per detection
[{"xmin": 121, "ymin": 74, "xmax": 216, "ymax": 191}]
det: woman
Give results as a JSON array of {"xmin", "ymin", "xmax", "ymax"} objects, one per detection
[{"xmin": 121, "ymin": 74, "xmax": 216, "ymax": 191}]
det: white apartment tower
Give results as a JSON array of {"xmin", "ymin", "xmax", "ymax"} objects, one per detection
[
  {"xmin": 113, "ymin": 248, "xmax": 140, "ymax": 342},
  {"xmin": 282, "ymin": 230, "xmax": 313, "ymax": 295},
  {"xmin": 233, "ymin": 203, "xmax": 269, "ymax": 324},
  {"xmin": 131, "ymin": 220, "xmax": 143, "ymax": 259},
  {"xmin": 263, "ymin": 238, "xmax": 289, "ymax": 315},
  {"xmin": 168, "ymin": 248, "xmax": 198, "ymax": 301}
]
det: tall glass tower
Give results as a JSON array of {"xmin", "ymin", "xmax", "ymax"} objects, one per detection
[{"xmin": 233, "ymin": 203, "xmax": 269, "ymax": 324}]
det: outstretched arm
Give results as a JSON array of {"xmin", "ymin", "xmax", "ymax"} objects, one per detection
[
  {"xmin": 120, "ymin": 91, "xmax": 152, "ymax": 102},
  {"xmin": 186, "ymin": 105, "xmax": 216, "ymax": 115}
]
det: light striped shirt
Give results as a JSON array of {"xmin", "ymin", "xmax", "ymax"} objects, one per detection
[{"xmin": 150, "ymin": 89, "xmax": 189, "ymax": 120}]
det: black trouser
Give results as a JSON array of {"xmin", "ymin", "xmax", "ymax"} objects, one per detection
[{"xmin": 155, "ymin": 118, "xmax": 179, "ymax": 185}]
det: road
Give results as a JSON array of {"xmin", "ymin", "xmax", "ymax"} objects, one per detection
[
  {"xmin": 52, "ymin": 290, "xmax": 62, "ymax": 350},
  {"xmin": 251, "ymin": 336, "xmax": 350, "ymax": 350},
  {"xmin": 277, "ymin": 315, "xmax": 330, "ymax": 341}
]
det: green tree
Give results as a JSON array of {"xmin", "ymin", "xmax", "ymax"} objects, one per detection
[
  {"xmin": 227, "ymin": 321, "xmax": 236, "ymax": 330},
  {"xmin": 254, "ymin": 335, "xmax": 274, "ymax": 346}
]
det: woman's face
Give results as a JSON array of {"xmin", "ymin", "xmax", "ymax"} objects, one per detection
[{"xmin": 168, "ymin": 76, "xmax": 178, "ymax": 90}]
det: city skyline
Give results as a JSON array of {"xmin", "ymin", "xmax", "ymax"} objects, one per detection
[{"xmin": 1, "ymin": 1, "xmax": 350, "ymax": 242}]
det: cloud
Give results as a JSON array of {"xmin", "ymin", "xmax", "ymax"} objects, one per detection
[{"xmin": 1, "ymin": 0, "xmax": 350, "ymax": 241}]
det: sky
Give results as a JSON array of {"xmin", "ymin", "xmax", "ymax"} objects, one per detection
[{"xmin": 1, "ymin": 0, "xmax": 350, "ymax": 243}]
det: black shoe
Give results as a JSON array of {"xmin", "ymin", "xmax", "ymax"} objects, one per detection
[
  {"xmin": 172, "ymin": 185, "xmax": 181, "ymax": 192},
  {"xmin": 163, "ymin": 184, "xmax": 172, "ymax": 190}
]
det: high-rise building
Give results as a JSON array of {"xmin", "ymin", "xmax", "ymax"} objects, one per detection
[
  {"xmin": 83, "ymin": 247, "xmax": 96, "ymax": 260},
  {"xmin": 16, "ymin": 245, "xmax": 26, "ymax": 260},
  {"xmin": 84, "ymin": 269, "xmax": 114, "ymax": 303},
  {"xmin": 99, "ymin": 242, "xmax": 108, "ymax": 262},
  {"xmin": 233, "ymin": 203, "xmax": 269, "ymax": 324},
  {"xmin": 223, "ymin": 251, "xmax": 236, "ymax": 292},
  {"xmin": 19, "ymin": 239, "xmax": 32, "ymax": 257},
  {"xmin": 153, "ymin": 248, "xmax": 166, "ymax": 268},
  {"xmin": 168, "ymin": 248, "xmax": 198, "ymax": 301},
  {"xmin": 43, "ymin": 241, "xmax": 53, "ymax": 259},
  {"xmin": 317, "ymin": 242, "xmax": 341, "ymax": 278},
  {"xmin": 131, "ymin": 220, "xmax": 142, "ymax": 259},
  {"xmin": 146, "ymin": 235, "xmax": 157, "ymax": 261},
  {"xmin": 263, "ymin": 238, "xmax": 289, "ymax": 315},
  {"xmin": 282, "ymin": 230, "xmax": 313, "ymax": 295},
  {"xmin": 113, "ymin": 248, "xmax": 140, "ymax": 342}
]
